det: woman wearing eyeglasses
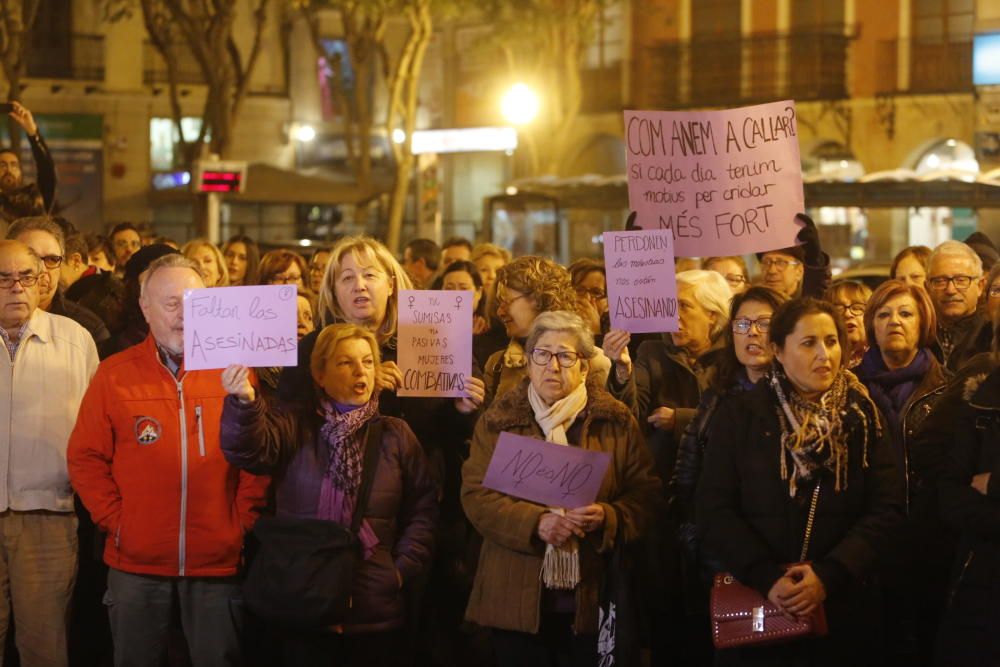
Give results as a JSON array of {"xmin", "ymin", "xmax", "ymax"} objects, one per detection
[
  {"xmin": 462, "ymin": 311, "xmax": 659, "ymax": 667},
  {"xmin": 484, "ymin": 256, "xmax": 611, "ymax": 410},
  {"xmin": 703, "ymin": 256, "xmax": 751, "ymax": 295},
  {"xmin": 852, "ymin": 279, "xmax": 950, "ymax": 665},
  {"xmin": 824, "ymin": 280, "xmax": 872, "ymax": 369}
]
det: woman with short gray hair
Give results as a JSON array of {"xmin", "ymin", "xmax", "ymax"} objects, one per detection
[{"xmin": 462, "ymin": 310, "xmax": 658, "ymax": 667}]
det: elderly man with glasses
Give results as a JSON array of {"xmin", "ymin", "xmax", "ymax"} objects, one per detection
[
  {"xmin": 7, "ymin": 217, "xmax": 111, "ymax": 358},
  {"xmin": 924, "ymin": 240, "xmax": 990, "ymax": 372},
  {"xmin": 0, "ymin": 239, "xmax": 99, "ymax": 666}
]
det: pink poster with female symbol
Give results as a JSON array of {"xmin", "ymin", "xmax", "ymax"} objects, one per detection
[
  {"xmin": 624, "ymin": 100, "xmax": 805, "ymax": 257},
  {"xmin": 397, "ymin": 290, "xmax": 474, "ymax": 398}
]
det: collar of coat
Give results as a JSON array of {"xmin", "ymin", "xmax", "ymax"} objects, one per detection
[
  {"xmin": 484, "ymin": 376, "xmax": 632, "ymax": 432},
  {"xmin": 966, "ymin": 363, "xmax": 1000, "ymax": 411}
]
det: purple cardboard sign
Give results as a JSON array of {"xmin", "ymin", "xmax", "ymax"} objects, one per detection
[
  {"xmin": 624, "ymin": 100, "xmax": 804, "ymax": 257},
  {"xmin": 482, "ymin": 432, "xmax": 612, "ymax": 509},
  {"xmin": 396, "ymin": 289, "xmax": 474, "ymax": 398},
  {"xmin": 604, "ymin": 229, "xmax": 679, "ymax": 334},
  {"xmin": 183, "ymin": 285, "xmax": 298, "ymax": 370}
]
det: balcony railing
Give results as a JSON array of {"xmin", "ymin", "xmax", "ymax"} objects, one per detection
[
  {"xmin": 876, "ymin": 39, "xmax": 972, "ymax": 94},
  {"xmin": 26, "ymin": 34, "xmax": 104, "ymax": 80},
  {"xmin": 642, "ymin": 31, "xmax": 849, "ymax": 109}
]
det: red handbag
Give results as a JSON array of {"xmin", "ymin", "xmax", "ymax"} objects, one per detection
[{"xmin": 710, "ymin": 483, "xmax": 829, "ymax": 649}]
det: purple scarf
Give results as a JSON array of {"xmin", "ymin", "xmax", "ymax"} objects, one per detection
[
  {"xmin": 316, "ymin": 396, "xmax": 381, "ymax": 559},
  {"xmin": 857, "ymin": 347, "xmax": 931, "ymax": 445}
]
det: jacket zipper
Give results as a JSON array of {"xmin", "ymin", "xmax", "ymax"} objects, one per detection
[
  {"xmin": 195, "ymin": 405, "xmax": 206, "ymax": 457},
  {"xmin": 947, "ymin": 550, "xmax": 975, "ymax": 609},
  {"xmin": 177, "ymin": 383, "xmax": 189, "ymax": 576},
  {"xmin": 900, "ymin": 385, "xmax": 946, "ymax": 517}
]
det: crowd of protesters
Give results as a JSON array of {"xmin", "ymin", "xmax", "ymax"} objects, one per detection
[{"xmin": 0, "ymin": 200, "xmax": 998, "ymax": 667}]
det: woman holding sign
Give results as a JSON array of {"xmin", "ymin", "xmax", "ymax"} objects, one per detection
[
  {"xmin": 696, "ymin": 298, "xmax": 902, "ymax": 666},
  {"xmin": 220, "ymin": 324, "xmax": 438, "ymax": 665},
  {"xmin": 462, "ymin": 311, "xmax": 659, "ymax": 667}
]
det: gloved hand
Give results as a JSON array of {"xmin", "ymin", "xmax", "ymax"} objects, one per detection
[
  {"xmin": 625, "ymin": 210, "xmax": 639, "ymax": 231},
  {"xmin": 795, "ymin": 213, "xmax": 823, "ymax": 266}
]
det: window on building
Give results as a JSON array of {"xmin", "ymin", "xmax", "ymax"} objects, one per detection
[
  {"xmin": 910, "ymin": 0, "xmax": 974, "ymax": 92},
  {"xmin": 584, "ymin": 1, "xmax": 624, "ymax": 69},
  {"xmin": 791, "ymin": 0, "xmax": 845, "ymax": 30},
  {"xmin": 690, "ymin": 0, "xmax": 740, "ymax": 105},
  {"xmin": 150, "ymin": 117, "xmax": 206, "ymax": 172}
]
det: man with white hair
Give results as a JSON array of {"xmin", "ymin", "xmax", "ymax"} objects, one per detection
[
  {"xmin": 68, "ymin": 254, "xmax": 268, "ymax": 667},
  {"xmin": 0, "ymin": 239, "xmax": 98, "ymax": 666},
  {"xmin": 925, "ymin": 240, "xmax": 988, "ymax": 371}
]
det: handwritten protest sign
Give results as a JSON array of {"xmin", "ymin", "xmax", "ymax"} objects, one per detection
[
  {"xmin": 482, "ymin": 432, "xmax": 611, "ymax": 509},
  {"xmin": 397, "ymin": 289, "xmax": 473, "ymax": 398},
  {"xmin": 183, "ymin": 285, "xmax": 298, "ymax": 370},
  {"xmin": 624, "ymin": 100, "xmax": 804, "ymax": 256},
  {"xmin": 604, "ymin": 229, "xmax": 679, "ymax": 334}
]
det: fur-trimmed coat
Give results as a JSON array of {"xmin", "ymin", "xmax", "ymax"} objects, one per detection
[{"xmin": 461, "ymin": 377, "xmax": 660, "ymax": 635}]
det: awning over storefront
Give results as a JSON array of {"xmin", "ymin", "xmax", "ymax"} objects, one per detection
[{"xmin": 150, "ymin": 163, "xmax": 392, "ymax": 206}]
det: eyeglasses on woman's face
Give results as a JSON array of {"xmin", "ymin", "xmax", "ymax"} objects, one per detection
[
  {"xmin": 832, "ymin": 302, "xmax": 866, "ymax": 318},
  {"xmin": 731, "ymin": 317, "xmax": 771, "ymax": 335},
  {"xmin": 529, "ymin": 348, "xmax": 581, "ymax": 368}
]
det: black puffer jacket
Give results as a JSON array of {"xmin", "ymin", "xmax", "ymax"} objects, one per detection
[{"xmin": 697, "ymin": 382, "xmax": 903, "ymax": 665}]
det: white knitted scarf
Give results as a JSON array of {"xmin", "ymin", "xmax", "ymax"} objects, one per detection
[{"xmin": 528, "ymin": 381, "xmax": 588, "ymax": 590}]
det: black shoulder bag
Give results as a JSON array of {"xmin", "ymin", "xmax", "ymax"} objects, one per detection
[{"xmin": 243, "ymin": 419, "xmax": 383, "ymax": 627}]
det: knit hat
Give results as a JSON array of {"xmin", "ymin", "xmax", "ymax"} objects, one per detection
[
  {"xmin": 964, "ymin": 231, "xmax": 999, "ymax": 272},
  {"xmin": 124, "ymin": 244, "xmax": 180, "ymax": 284}
]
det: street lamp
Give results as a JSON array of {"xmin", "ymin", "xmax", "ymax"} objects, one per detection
[
  {"xmin": 293, "ymin": 124, "xmax": 316, "ymax": 142},
  {"xmin": 501, "ymin": 83, "xmax": 540, "ymax": 126}
]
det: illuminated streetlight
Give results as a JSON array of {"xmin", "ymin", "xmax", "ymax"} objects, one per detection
[
  {"xmin": 293, "ymin": 124, "xmax": 316, "ymax": 143},
  {"xmin": 392, "ymin": 128, "xmax": 406, "ymax": 144},
  {"xmin": 501, "ymin": 83, "xmax": 540, "ymax": 126}
]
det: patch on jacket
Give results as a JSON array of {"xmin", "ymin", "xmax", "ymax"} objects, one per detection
[
  {"xmin": 962, "ymin": 373, "xmax": 989, "ymax": 402},
  {"xmin": 134, "ymin": 416, "xmax": 162, "ymax": 445}
]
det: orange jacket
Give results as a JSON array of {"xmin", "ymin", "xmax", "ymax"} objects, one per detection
[{"xmin": 67, "ymin": 335, "xmax": 269, "ymax": 577}]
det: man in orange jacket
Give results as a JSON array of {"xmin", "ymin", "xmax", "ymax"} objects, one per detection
[{"xmin": 67, "ymin": 253, "xmax": 269, "ymax": 667}]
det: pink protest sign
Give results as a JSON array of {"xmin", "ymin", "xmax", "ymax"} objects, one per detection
[
  {"xmin": 624, "ymin": 100, "xmax": 804, "ymax": 257},
  {"xmin": 397, "ymin": 289, "xmax": 474, "ymax": 398},
  {"xmin": 183, "ymin": 285, "xmax": 298, "ymax": 370},
  {"xmin": 482, "ymin": 432, "xmax": 611, "ymax": 509},
  {"xmin": 604, "ymin": 229, "xmax": 679, "ymax": 334}
]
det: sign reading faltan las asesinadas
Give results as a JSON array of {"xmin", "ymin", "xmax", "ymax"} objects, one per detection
[{"xmin": 624, "ymin": 100, "xmax": 805, "ymax": 257}]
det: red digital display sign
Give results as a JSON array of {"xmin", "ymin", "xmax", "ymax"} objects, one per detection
[{"xmin": 199, "ymin": 170, "xmax": 243, "ymax": 193}]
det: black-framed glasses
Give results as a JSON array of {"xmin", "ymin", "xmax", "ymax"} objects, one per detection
[
  {"xmin": 724, "ymin": 274, "xmax": 748, "ymax": 287},
  {"xmin": 832, "ymin": 302, "xmax": 866, "ymax": 317},
  {"xmin": 40, "ymin": 254, "xmax": 63, "ymax": 269},
  {"xmin": 577, "ymin": 287, "xmax": 607, "ymax": 300},
  {"xmin": 732, "ymin": 317, "xmax": 771, "ymax": 335},
  {"xmin": 529, "ymin": 348, "xmax": 581, "ymax": 368},
  {"xmin": 0, "ymin": 274, "xmax": 40, "ymax": 289},
  {"xmin": 927, "ymin": 274, "xmax": 977, "ymax": 291},
  {"xmin": 760, "ymin": 258, "xmax": 800, "ymax": 271},
  {"xmin": 496, "ymin": 293, "xmax": 529, "ymax": 310}
]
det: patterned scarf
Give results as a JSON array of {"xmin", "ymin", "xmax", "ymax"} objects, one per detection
[
  {"xmin": 316, "ymin": 395, "xmax": 382, "ymax": 559},
  {"xmin": 770, "ymin": 368, "xmax": 881, "ymax": 497}
]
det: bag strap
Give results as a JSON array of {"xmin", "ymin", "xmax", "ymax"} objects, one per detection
[
  {"xmin": 799, "ymin": 481, "xmax": 821, "ymax": 562},
  {"xmin": 349, "ymin": 419, "xmax": 384, "ymax": 535}
]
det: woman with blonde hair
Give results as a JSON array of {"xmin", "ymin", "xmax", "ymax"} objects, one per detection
[{"xmin": 181, "ymin": 238, "xmax": 229, "ymax": 287}]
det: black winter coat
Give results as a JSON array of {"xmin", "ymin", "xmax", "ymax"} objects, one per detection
[{"xmin": 697, "ymin": 383, "xmax": 904, "ymax": 666}]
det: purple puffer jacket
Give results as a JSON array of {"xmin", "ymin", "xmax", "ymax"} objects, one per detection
[{"xmin": 220, "ymin": 395, "xmax": 439, "ymax": 633}]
